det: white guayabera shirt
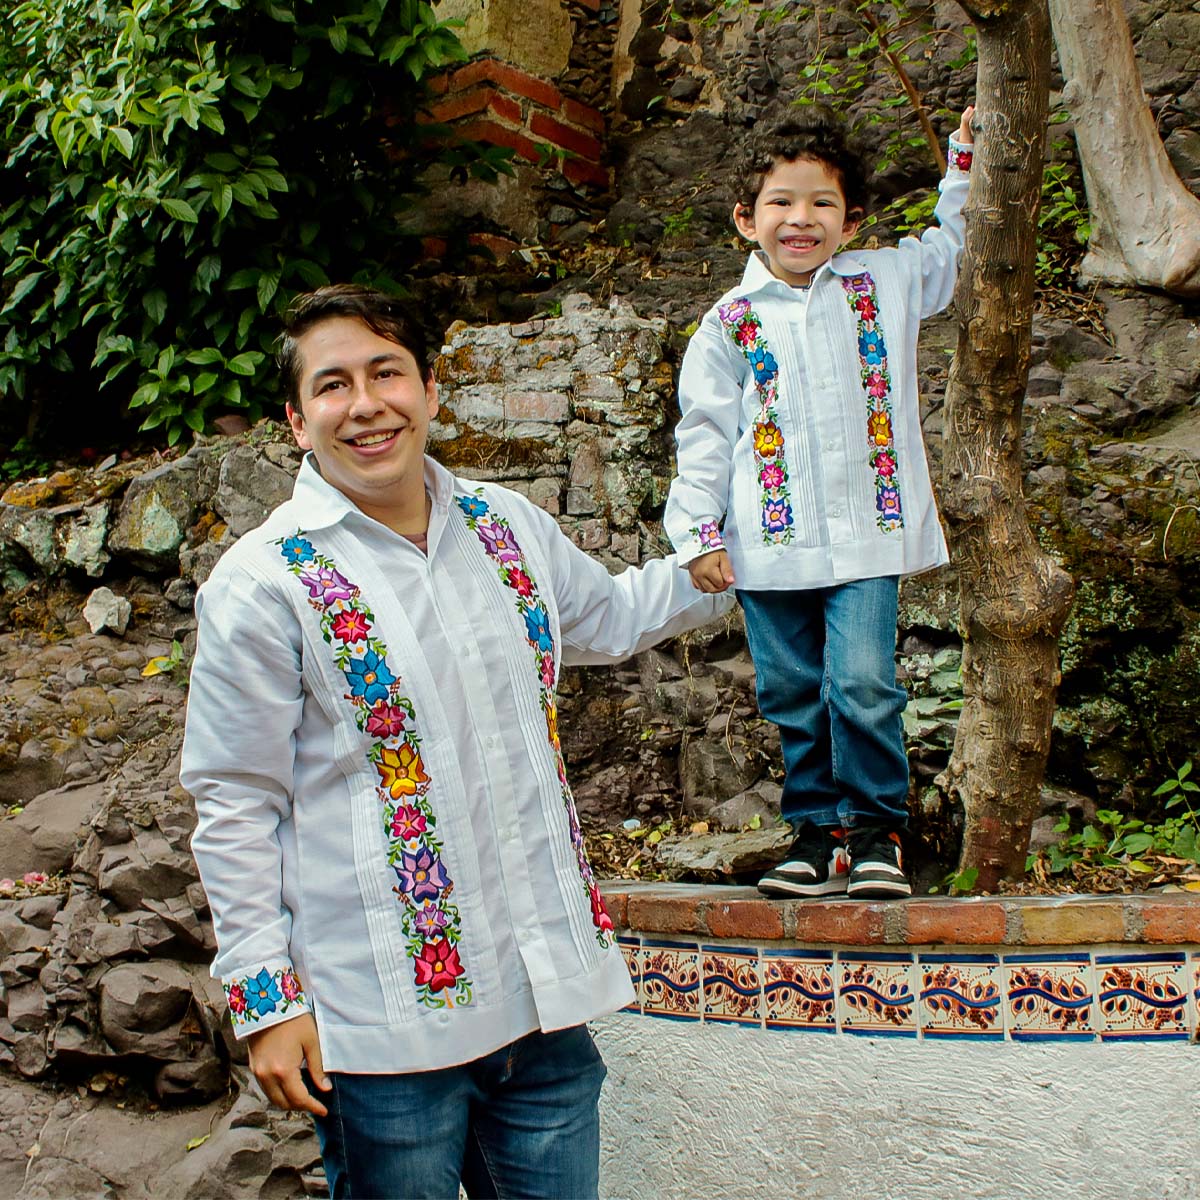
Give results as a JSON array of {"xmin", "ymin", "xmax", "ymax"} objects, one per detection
[
  {"xmin": 182, "ymin": 454, "xmax": 729, "ymax": 1073},
  {"xmin": 665, "ymin": 137, "xmax": 974, "ymax": 590}
]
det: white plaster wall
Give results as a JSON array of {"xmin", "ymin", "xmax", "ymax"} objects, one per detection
[{"xmin": 594, "ymin": 1014, "xmax": 1200, "ymax": 1200}]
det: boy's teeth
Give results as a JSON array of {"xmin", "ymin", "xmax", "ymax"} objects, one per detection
[{"xmin": 351, "ymin": 431, "xmax": 393, "ymax": 446}]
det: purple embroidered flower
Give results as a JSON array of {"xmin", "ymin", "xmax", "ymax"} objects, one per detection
[
  {"xmin": 300, "ymin": 564, "xmax": 354, "ymax": 604},
  {"xmin": 762, "ymin": 498, "xmax": 793, "ymax": 533},
  {"xmin": 759, "ymin": 463, "xmax": 785, "ymax": 490},
  {"xmin": 698, "ymin": 520, "xmax": 723, "ymax": 549},
  {"xmin": 457, "ymin": 495, "xmax": 490, "ymax": 520},
  {"xmin": 281, "ymin": 535, "xmax": 316, "ymax": 564},
  {"xmin": 345, "ymin": 649, "xmax": 396, "ymax": 706},
  {"xmin": 414, "ymin": 906, "xmax": 450, "ymax": 938},
  {"xmin": 475, "ymin": 518, "xmax": 522, "ymax": 563},
  {"xmin": 719, "ymin": 298, "xmax": 751, "ymax": 324},
  {"xmin": 396, "ymin": 846, "xmax": 449, "ymax": 903},
  {"xmin": 877, "ymin": 486, "xmax": 902, "ymax": 520},
  {"xmin": 523, "ymin": 606, "xmax": 554, "ymax": 653}
]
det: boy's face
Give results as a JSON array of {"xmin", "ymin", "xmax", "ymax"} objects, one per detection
[
  {"xmin": 285, "ymin": 316, "xmax": 438, "ymax": 518},
  {"xmin": 733, "ymin": 156, "xmax": 861, "ymax": 288}
]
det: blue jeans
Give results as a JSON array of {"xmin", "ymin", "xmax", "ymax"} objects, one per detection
[
  {"xmin": 738, "ymin": 577, "xmax": 909, "ymax": 830},
  {"xmin": 311, "ymin": 1025, "xmax": 605, "ymax": 1200}
]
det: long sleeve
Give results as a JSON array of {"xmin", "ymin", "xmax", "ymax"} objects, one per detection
[
  {"xmin": 900, "ymin": 134, "xmax": 974, "ymax": 318},
  {"xmin": 662, "ymin": 314, "xmax": 747, "ymax": 566},
  {"xmin": 181, "ymin": 566, "xmax": 311, "ymax": 1038}
]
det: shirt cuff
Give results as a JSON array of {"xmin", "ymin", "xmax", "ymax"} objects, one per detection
[
  {"xmin": 947, "ymin": 135, "xmax": 973, "ymax": 174},
  {"xmin": 223, "ymin": 960, "xmax": 310, "ymax": 1039},
  {"xmin": 675, "ymin": 519, "xmax": 726, "ymax": 567}
]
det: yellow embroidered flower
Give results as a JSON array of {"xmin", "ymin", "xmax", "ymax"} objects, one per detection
[
  {"xmin": 545, "ymin": 703, "xmax": 561, "ymax": 752},
  {"xmin": 753, "ymin": 421, "xmax": 783, "ymax": 457},
  {"xmin": 376, "ymin": 742, "xmax": 431, "ymax": 799},
  {"xmin": 867, "ymin": 410, "xmax": 893, "ymax": 447}
]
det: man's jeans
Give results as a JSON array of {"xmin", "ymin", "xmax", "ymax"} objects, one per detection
[
  {"xmin": 311, "ymin": 1025, "xmax": 606, "ymax": 1200},
  {"xmin": 738, "ymin": 576, "xmax": 909, "ymax": 831}
]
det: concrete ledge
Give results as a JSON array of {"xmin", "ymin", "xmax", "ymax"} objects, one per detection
[{"xmin": 599, "ymin": 881, "xmax": 1200, "ymax": 946}]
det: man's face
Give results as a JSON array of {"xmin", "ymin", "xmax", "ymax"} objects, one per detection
[
  {"xmin": 286, "ymin": 316, "xmax": 438, "ymax": 521},
  {"xmin": 734, "ymin": 156, "xmax": 860, "ymax": 288}
]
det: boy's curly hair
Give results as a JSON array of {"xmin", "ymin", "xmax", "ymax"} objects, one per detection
[{"xmin": 734, "ymin": 107, "xmax": 869, "ymax": 218}]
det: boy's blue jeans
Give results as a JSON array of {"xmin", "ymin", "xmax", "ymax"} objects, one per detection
[
  {"xmin": 738, "ymin": 576, "xmax": 910, "ymax": 831},
  {"xmin": 310, "ymin": 1025, "xmax": 605, "ymax": 1199}
]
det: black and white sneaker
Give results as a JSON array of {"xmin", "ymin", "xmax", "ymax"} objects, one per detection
[
  {"xmin": 846, "ymin": 826, "xmax": 912, "ymax": 898},
  {"xmin": 758, "ymin": 823, "xmax": 849, "ymax": 898}
]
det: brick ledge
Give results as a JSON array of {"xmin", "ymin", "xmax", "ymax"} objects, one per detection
[{"xmin": 599, "ymin": 882, "xmax": 1200, "ymax": 946}]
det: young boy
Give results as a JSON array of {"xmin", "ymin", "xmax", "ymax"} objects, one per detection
[{"xmin": 665, "ymin": 105, "xmax": 975, "ymax": 899}]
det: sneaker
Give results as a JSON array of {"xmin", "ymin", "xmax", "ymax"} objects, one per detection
[
  {"xmin": 758, "ymin": 823, "xmax": 849, "ymax": 898},
  {"xmin": 846, "ymin": 826, "xmax": 912, "ymax": 898}
]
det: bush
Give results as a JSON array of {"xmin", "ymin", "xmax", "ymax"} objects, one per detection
[{"xmin": 0, "ymin": 0, "xmax": 504, "ymax": 445}]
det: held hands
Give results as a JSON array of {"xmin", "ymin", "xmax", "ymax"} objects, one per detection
[
  {"xmin": 955, "ymin": 105, "xmax": 975, "ymax": 145},
  {"xmin": 688, "ymin": 550, "xmax": 736, "ymax": 594},
  {"xmin": 247, "ymin": 1012, "xmax": 332, "ymax": 1116}
]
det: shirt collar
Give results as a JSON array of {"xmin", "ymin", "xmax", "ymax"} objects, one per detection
[{"xmin": 737, "ymin": 249, "xmax": 871, "ymax": 297}]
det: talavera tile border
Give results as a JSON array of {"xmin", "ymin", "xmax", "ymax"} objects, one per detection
[{"xmin": 613, "ymin": 934, "xmax": 1200, "ymax": 1044}]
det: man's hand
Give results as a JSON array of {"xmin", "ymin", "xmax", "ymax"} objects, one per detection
[
  {"xmin": 247, "ymin": 1013, "xmax": 332, "ymax": 1116},
  {"xmin": 956, "ymin": 105, "xmax": 976, "ymax": 145},
  {"xmin": 688, "ymin": 550, "xmax": 735, "ymax": 594}
]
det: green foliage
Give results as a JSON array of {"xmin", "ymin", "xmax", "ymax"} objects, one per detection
[
  {"xmin": 1, "ymin": 0, "xmax": 492, "ymax": 446},
  {"xmin": 1036, "ymin": 149, "xmax": 1092, "ymax": 289},
  {"xmin": 0, "ymin": 435, "xmax": 51, "ymax": 481},
  {"xmin": 662, "ymin": 205, "xmax": 695, "ymax": 241}
]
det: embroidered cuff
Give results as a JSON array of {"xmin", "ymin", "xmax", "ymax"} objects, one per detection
[
  {"xmin": 947, "ymin": 135, "xmax": 973, "ymax": 174},
  {"xmin": 224, "ymin": 961, "xmax": 309, "ymax": 1037},
  {"xmin": 677, "ymin": 520, "xmax": 726, "ymax": 567}
]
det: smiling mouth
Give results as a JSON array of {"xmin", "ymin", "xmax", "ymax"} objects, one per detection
[
  {"xmin": 345, "ymin": 429, "xmax": 399, "ymax": 448},
  {"xmin": 780, "ymin": 236, "xmax": 820, "ymax": 251}
]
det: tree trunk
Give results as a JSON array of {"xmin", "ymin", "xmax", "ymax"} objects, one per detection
[
  {"xmin": 937, "ymin": 0, "xmax": 1074, "ymax": 889},
  {"xmin": 1049, "ymin": 0, "xmax": 1200, "ymax": 296}
]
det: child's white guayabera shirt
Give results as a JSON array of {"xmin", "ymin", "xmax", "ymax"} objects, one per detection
[
  {"xmin": 665, "ymin": 137, "xmax": 974, "ymax": 591},
  {"xmin": 182, "ymin": 454, "xmax": 728, "ymax": 1073}
]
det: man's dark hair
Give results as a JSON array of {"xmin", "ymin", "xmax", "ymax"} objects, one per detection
[
  {"xmin": 733, "ymin": 107, "xmax": 869, "ymax": 218},
  {"xmin": 277, "ymin": 284, "xmax": 433, "ymax": 411}
]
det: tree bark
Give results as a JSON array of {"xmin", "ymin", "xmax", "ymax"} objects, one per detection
[
  {"xmin": 1048, "ymin": 0, "xmax": 1200, "ymax": 297},
  {"xmin": 938, "ymin": 0, "xmax": 1074, "ymax": 889}
]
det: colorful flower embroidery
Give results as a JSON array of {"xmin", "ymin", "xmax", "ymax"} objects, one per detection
[
  {"xmin": 456, "ymin": 492, "xmax": 615, "ymax": 947},
  {"xmin": 277, "ymin": 533, "xmax": 472, "ymax": 1010},
  {"xmin": 841, "ymin": 273, "xmax": 904, "ymax": 532},
  {"xmin": 717, "ymin": 299, "xmax": 794, "ymax": 545},
  {"xmin": 948, "ymin": 143, "xmax": 973, "ymax": 173},
  {"xmin": 224, "ymin": 966, "xmax": 306, "ymax": 1031},
  {"xmin": 687, "ymin": 519, "xmax": 725, "ymax": 555}
]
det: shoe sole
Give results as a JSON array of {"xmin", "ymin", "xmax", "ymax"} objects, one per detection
[
  {"xmin": 758, "ymin": 877, "xmax": 850, "ymax": 898},
  {"xmin": 846, "ymin": 878, "xmax": 912, "ymax": 899}
]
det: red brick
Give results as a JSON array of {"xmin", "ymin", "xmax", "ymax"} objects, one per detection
[
  {"xmin": 426, "ymin": 73, "xmax": 449, "ymax": 96},
  {"xmin": 1016, "ymin": 900, "xmax": 1125, "ymax": 945},
  {"xmin": 490, "ymin": 94, "xmax": 523, "ymax": 125},
  {"xmin": 420, "ymin": 236, "xmax": 448, "ymax": 260},
  {"xmin": 427, "ymin": 87, "xmax": 496, "ymax": 124},
  {"xmin": 627, "ymin": 891, "xmax": 709, "ymax": 936},
  {"xmin": 451, "ymin": 59, "xmax": 562, "ymax": 111},
  {"xmin": 530, "ymin": 112, "xmax": 603, "ymax": 162},
  {"xmin": 562, "ymin": 98, "xmax": 605, "ymax": 134},
  {"xmin": 562, "ymin": 158, "xmax": 610, "ymax": 189},
  {"xmin": 788, "ymin": 901, "xmax": 886, "ymax": 946},
  {"xmin": 456, "ymin": 119, "xmax": 541, "ymax": 164},
  {"xmin": 705, "ymin": 898, "xmax": 784, "ymax": 941},
  {"xmin": 1139, "ymin": 897, "xmax": 1200, "ymax": 944},
  {"xmin": 599, "ymin": 886, "xmax": 629, "ymax": 930},
  {"xmin": 903, "ymin": 900, "xmax": 1007, "ymax": 946}
]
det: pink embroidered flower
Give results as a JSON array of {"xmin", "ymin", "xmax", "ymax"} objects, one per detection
[
  {"xmin": 540, "ymin": 652, "xmax": 556, "ymax": 688},
  {"xmin": 866, "ymin": 371, "xmax": 888, "ymax": 399},
  {"xmin": 331, "ymin": 609, "xmax": 371, "ymax": 644},
  {"xmin": 414, "ymin": 906, "xmax": 449, "ymax": 938},
  {"xmin": 506, "ymin": 566, "xmax": 534, "ymax": 597},
  {"xmin": 280, "ymin": 969, "xmax": 303, "ymax": 1002},
  {"xmin": 227, "ymin": 982, "xmax": 247, "ymax": 1015},
  {"xmin": 414, "ymin": 938, "xmax": 465, "ymax": 992},
  {"xmin": 299, "ymin": 564, "xmax": 354, "ymax": 604},
  {"xmin": 759, "ymin": 463, "xmax": 784, "ymax": 490},
  {"xmin": 391, "ymin": 804, "xmax": 428, "ymax": 841},
  {"xmin": 366, "ymin": 701, "xmax": 407, "ymax": 738},
  {"xmin": 874, "ymin": 451, "xmax": 897, "ymax": 478},
  {"xmin": 475, "ymin": 519, "xmax": 522, "ymax": 563},
  {"xmin": 590, "ymin": 885, "xmax": 615, "ymax": 936},
  {"xmin": 719, "ymin": 298, "xmax": 751, "ymax": 324}
]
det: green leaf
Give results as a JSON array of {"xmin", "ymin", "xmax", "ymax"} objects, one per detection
[
  {"xmin": 144, "ymin": 290, "xmax": 168, "ymax": 324},
  {"xmin": 257, "ymin": 270, "xmax": 281, "ymax": 310},
  {"xmin": 108, "ymin": 127, "xmax": 135, "ymax": 159},
  {"xmin": 187, "ymin": 347, "xmax": 224, "ymax": 365},
  {"xmin": 161, "ymin": 197, "xmax": 199, "ymax": 223},
  {"xmin": 1, "ymin": 272, "xmax": 45, "ymax": 314},
  {"xmin": 226, "ymin": 352, "xmax": 260, "ymax": 376},
  {"xmin": 329, "ymin": 23, "xmax": 349, "ymax": 52}
]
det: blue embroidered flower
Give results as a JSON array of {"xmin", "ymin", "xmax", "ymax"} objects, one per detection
[
  {"xmin": 246, "ymin": 968, "xmax": 282, "ymax": 1017},
  {"xmin": 456, "ymin": 495, "xmax": 489, "ymax": 520},
  {"xmin": 281, "ymin": 535, "xmax": 316, "ymax": 564},
  {"xmin": 747, "ymin": 345, "xmax": 778, "ymax": 384},
  {"xmin": 859, "ymin": 329, "xmax": 885, "ymax": 365},
  {"xmin": 345, "ymin": 650, "xmax": 396, "ymax": 706},
  {"xmin": 523, "ymin": 606, "xmax": 554, "ymax": 653}
]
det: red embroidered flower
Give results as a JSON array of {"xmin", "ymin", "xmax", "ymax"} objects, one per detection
[
  {"xmin": 734, "ymin": 318, "xmax": 758, "ymax": 347},
  {"xmin": 280, "ymin": 969, "xmax": 303, "ymax": 1002},
  {"xmin": 589, "ymin": 885, "xmax": 614, "ymax": 935},
  {"xmin": 855, "ymin": 295, "xmax": 877, "ymax": 321},
  {"xmin": 866, "ymin": 371, "xmax": 888, "ymax": 399},
  {"xmin": 366, "ymin": 701, "xmax": 406, "ymax": 738},
  {"xmin": 228, "ymin": 982, "xmax": 247, "ymax": 1015},
  {"xmin": 874, "ymin": 451, "xmax": 897, "ymax": 478},
  {"xmin": 414, "ymin": 939, "xmax": 465, "ymax": 992},
  {"xmin": 540, "ymin": 652, "xmax": 555, "ymax": 689},
  {"xmin": 506, "ymin": 566, "xmax": 535, "ymax": 598},
  {"xmin": 331, "ymin": 609, "xmax": 370, "ymax": 644},
  {"xmin": 391, "ymin": 804, "xmax": 428, "ymax": 840}
]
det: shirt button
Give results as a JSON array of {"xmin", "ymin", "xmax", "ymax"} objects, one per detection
[
  {"xmin": 830, "ymin": 507, "xmax": 843, "ymax": 519},
  {"xmin": 825, "ymin": 440, "xmax": 836, "ymax": 451},
  {"xmin": 773, "ymin": 545, "xmax": 784, "ymax": 556},
  {"xmin": 486, "ymin": 734, "xmax": 500, "ymax": 750}
]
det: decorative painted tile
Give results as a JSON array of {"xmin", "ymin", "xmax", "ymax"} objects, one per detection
[
  {"xmin": 1194, "ymin": 954, "xmax": 1200, "ymax": 1042},
  {"xmin": 918, "ymin": 954, "xmax": 1002, "ymax": 1040},
  {"xmin": 617, "ymin": 936, "xmax": 641, "ymax": 1013},
  {"xmin": 640, "ymin": 941, "xmax": 701, "ymax": 1022},
  {"xmin": 1004, "ymin": 954, "xmax": 1095, "ymax": 1040},
  {"xmin": 762, "ymin": 950, "xmax": 836, "ymax": 1032},
  {"xmin": 702, "ymin": 945, "xmax": 762, "ymax": 1025},
  {"xmin": 1096, "ymin": 953, "xmax": 1190, "ymax": 1040},
  {"xmin": 838, "ymin": 953, "xmax": 917, "ymax": 1037}
]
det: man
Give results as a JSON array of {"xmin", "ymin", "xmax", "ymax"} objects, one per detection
[{"xmin": 181, "ymin": 284, "xmax": 728, "ymax": 1199}]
